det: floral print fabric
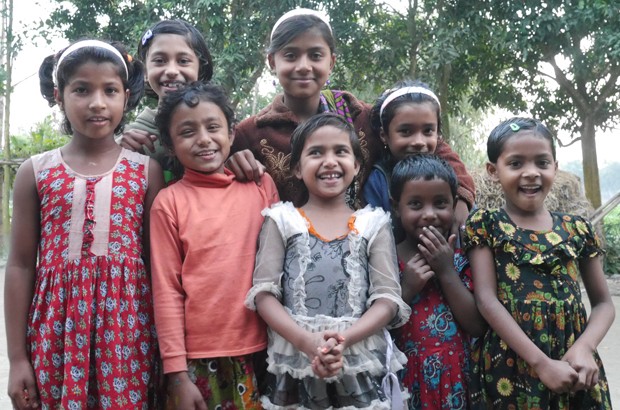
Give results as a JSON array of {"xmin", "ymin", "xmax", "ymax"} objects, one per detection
[
  {"xmin": 395, "ymin": 249, "xmax": 472, "ymax": 410},
  {"xmin": 28, "ymin": 149, "xmax": 159, "ymax": 409},
  {"xmin": 463, "ymin": 208, "xmax": 612, "ymax": 409}
]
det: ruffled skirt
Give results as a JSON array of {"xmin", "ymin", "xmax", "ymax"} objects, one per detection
[{"xmin": 262, "ymin": 313, "xmax": 407, "ymax": 409}]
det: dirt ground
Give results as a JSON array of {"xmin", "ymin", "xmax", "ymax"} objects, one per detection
[{"xmin": 606, "ymin": 276, "xmax": 620, "ymax": 296}]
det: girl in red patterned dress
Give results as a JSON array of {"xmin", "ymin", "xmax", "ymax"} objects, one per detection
[
  {"xmin": 4, "ymin": 39, "xmax": 164, "ymax": 410},
  {"xmin": 391, "ymin": 154, "xmax": 485, "ymax": 409}
]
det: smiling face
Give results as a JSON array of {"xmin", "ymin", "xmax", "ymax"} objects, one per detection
[
  {"xmin": 145, "ymin": 34, "xmax": 200, "ymax": 98},
  {"xmin": 396, "ymin": 178, "xmax": 455, "ymax": 245},
  {"xmin": 294, "ymin": 125, "xmax": 360, "ymax": 204},
  {"xmin": 383, "ymin": 101, "xmax": 439, "ymax": 162},
  {"xmin": 268, "ymin": 28, "xmax": 335, "ymax": 102},
  {"xmin": 57, "ymin": 61, "xmax": 128, "ymax": 141},
  {"xmin": 487, "ymin": 131, "xmax": 558, "ymax": 216},
  {"xmin": 169, "ymin": 100, "xmax": 233, "ymax": 175}
]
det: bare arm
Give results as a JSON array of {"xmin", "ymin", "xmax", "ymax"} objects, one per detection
[
  {"xmin": 469, "ymin": 246, "xmax": 577, "ymax": 393},
  {"xmin": 418, "ymin": 227, "xmax": 485, "ymax": 337},
  {"xmin": 563, "ymin": 256, "xmax": 615, "ymax": 391},
  {"xmin": 5, "ymin": 160, "xmax": 41, "ymax": 409},
  {"xmin": 255, "ymin": 292, "xmax": 324, "ymax": 362}
]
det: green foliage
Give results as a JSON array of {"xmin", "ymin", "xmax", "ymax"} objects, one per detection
[
  {"xmin": 10, "ymin": 116, "xmax": 70, "ymax": 158},
  {"xmin": 603, "ymin": 207, "xmax": 620, "ymax": 275}
]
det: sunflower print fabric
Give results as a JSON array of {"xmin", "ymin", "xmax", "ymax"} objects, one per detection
[{"xmin": 463, "ymin": 208, "xmax": 612, "ymax": 410}]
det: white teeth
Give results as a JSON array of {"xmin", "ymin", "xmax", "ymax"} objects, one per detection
[{"xmin": 319, "ymin": 173, "xmax": 341, "ymax": 179}]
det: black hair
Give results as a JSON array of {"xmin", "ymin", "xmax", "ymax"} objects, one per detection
[
  {"xmin": 155, "ymin": 81, "xmax": 236, "ymax": 151},
  {"xmin": 289, "ymin": 112, "xmax": 363, "ymax": 205},
  {"xmin": 390, "ymin": 154, "xmax": 458, "ymax": 203},
  {"xmin": 369, "ymin": 79, "xmax": 442, "ymax": 136},
  {"xmin": 267, "ymin": 13, "xmax": 335, "ymax": 55},
  {"xmin": 39, "ymin": 39, "xmax": 144, "ymax": 135},
  {"xmin": 138, "ymin": 19, "xmax": 213, "ymax": 99},
  {"xmin": 487, "ymin": 117, "xmax": 556, "ymax": 163}
]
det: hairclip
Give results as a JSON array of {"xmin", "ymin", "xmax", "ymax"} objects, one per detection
[
  {"xmin": 142, "ymin": 29, "xmax": 153, "ymax": 46},
  {"xmin": 53, "ymin": 40, "xmax": 128, "ymax": 85},
  {"xmin": 509, "ymin": 123, "xmax": 520, "ymax": 132},
  {"xmin": 271, "ymin": 8, "xmax": 332, "ymax": 40}
]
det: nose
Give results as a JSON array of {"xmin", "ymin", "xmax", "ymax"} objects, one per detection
[
  {"xmin": 409, "ymin": 134, "xmax": 427, "ymax": 152},
  {"xmin": 421, "ymin": 205, "xmax": 437, "ymax": 221},
  {"xmin": 296, "ymin": 55, "xmax": 310, "ymax": 72},
  {"xmin": 323, "ymin": 151, "xmax": 337, "ymax": 167},
  {"xmin": 165, "ymin": 62, "xmax": 180, "ymax": 77},
  {"xmin": 89, "ymin": 90, "xmax": 106, "ymax": 110},
  {"xmin": 196, "ymin": 128, "xmax": 212, "ymax": 146},
  {"xmin": 522, "ymin": 162, "xmax": 541, "ymax": 178}
]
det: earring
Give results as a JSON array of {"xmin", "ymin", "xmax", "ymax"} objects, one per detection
[{"xmin": 326, "ymin": 78, "xmax": 331, "ymax": 86}]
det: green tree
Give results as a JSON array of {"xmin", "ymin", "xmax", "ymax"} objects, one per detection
[
  {"xmin": 36, "ymin": 0, "xmax": 501, "ymax": 163},
  {"xmin": 460, "ymin": 0, "xmax": 620, "ymax": 209}
]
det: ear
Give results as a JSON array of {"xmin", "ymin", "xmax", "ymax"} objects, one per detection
[
  {"xmin": 379, "ymin": 129, "xmax": 388, "ymax": 146},
  {"xmin": 54, "ymin": 87, "xmax": 62, "ymax": 108},
  {"xmin": 353, "ymin": 159, "xmax": 361, "ymax": 177},
  {"xmin": 229, "ymin": 127, "xmax": 235, "ymax": 145},
  {"xmin": 329, "ymin": 53, "xmax": 337, "ymax": 72},
  {"xmin": 293, "ymin": 163, "xmax": 303, "ymax": 180},
  {"xmin": 486, "ymin": 162, "xmax": 499, "ymax": 182},
  {"xmin": 391, "ymin": 197, "xmax": 400, "ymax": 218},
  {"xmin": 124, "ymin": 89, "xmax": 130, "ymax": 110},
  {"xmin": 267, "ymin": 54, "xmax": 276, "ymax": 71}
]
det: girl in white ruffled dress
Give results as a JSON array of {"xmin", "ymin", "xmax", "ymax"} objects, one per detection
[{"xmin": 245, "ymin": 113, "xmax": 411, "ymax": 409}]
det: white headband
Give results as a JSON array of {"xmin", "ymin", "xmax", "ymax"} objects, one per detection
[
  {"xmin": 379, "ymin": 86, "xmax": 441, "ymax": 125},
  {"xmin": 271, "ymin": 8, "xmax": 332, "ymax": 40},
  {"xmin": 53, "ymin": 40, "xmax": 128, "ymax": 85}
]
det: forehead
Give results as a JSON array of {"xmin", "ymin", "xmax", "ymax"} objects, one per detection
[
  {"xmin": 66, "ymin": 61, "xmax": 124, "ymax": 84},
  {"xmin": 280, "ymin": 27, "xmax": 331, "ymax": 49},
  {"xmin": 501, "ymin": 131, "xmax": 554, "ymax": 156},
  {"xmin": 171, "ymin": 100, "xmax": 226, "ymax": 122},
  {"xmin": 392, "ymin": 101, "xmax": 439, "ymax": 123},
  {"xmin": 147, "ymin": 33, "xmax": 194, "ymax": 54},
  {"xmin": 304, "ymin": 125, "xmax": 351, "ymax": 146},
  {"xmin": 401, "ymin": 177, "xmax": 452, "ymax": 197}
]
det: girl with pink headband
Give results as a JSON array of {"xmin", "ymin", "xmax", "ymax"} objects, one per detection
[{"xmin": 5, "ymin": 39, "xmax": 164, "ymax": 409}]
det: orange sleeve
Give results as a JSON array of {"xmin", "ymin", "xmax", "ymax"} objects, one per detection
[{"xmin": 149, "ymin": 192, "xmax": 188, "ymax": 373}]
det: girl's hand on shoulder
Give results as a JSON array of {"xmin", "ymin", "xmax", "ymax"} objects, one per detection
[
  {"xmin": 562, "ymin": 345, "xmax": 599, "ymax": 391},
  {"xmin": 534, "ymin": 357, "xmax": 578, "ymax": 394},
  {"xmin": 167, "ymin": 371, "xmax": 207, "ymax": 410},
  {"xmin": 226, "ymin": 149, "xmax": 265, "ymax": 184},
  {"xmin": 418, "ymin": 226, "xmax": 456, "ymax": 276},
  {"xmin": 8, "ymin": 359, "xmax": 39, "ymax": 410},
  {"xmin": 118, "ymin": 129, "xmax": 157, "ymax": 154},
  {"xmin": 401, "ymin": 253, "xmax": 434, "ymax": 297}
]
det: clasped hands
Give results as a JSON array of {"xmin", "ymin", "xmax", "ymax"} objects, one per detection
[{"xmin": 301, "ymin": 331, "xmax": 346, "ymax": 379}]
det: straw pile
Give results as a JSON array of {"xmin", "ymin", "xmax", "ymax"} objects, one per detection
[{"xmin": 471, "ymin": 168, "xmax": 594, "ymax": 218}]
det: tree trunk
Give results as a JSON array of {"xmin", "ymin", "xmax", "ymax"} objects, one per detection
[{"xmin": 580, "ymin": 115, "xmax": 601, "ymax": 209}]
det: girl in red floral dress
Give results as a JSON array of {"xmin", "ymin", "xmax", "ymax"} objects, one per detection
[{"xmin": 4, "ymin": 39, "xmax": 164, "ymax": 409}]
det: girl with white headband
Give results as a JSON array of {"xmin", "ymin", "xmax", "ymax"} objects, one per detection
[
  {"xmin": 364, "ymin": 79, "xmax": 476, "ymax": 242},
  {"xmin": 363, "ymin": 80, "xmax": 480, "ymax": 409},
  {"xmin": 228, "ymin": 8, "xmax": 383, "ymax": 208},
  {"xmin": 5, "ymin": 39, "xmax": 164, "ymax": 409}
]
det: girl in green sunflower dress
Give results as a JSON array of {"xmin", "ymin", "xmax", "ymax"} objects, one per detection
[{"xmin": 463, "ymin": 117, "xmax": 614, "ymax": 410}]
